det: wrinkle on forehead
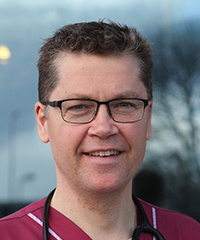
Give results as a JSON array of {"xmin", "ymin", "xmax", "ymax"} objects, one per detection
[
  {"xmin": 51, "ymin": 53, "xmax": 148, "ymax": 101},
  {"xmin": 62, "ymin": 91, "xmax": 142, "ymax": 100},
  {"xmin": 55, "ymin": 52, "xmax": 140, "ymax": 77}
]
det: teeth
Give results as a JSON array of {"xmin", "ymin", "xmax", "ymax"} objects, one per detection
[{"xmin": 88, "ymin": 150, "xmax": 119, "ymax": 157}]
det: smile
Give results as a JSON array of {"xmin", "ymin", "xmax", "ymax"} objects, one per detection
[{"xmin": 88, "ymin": 150, "xmax": 120, "ymax": 157}]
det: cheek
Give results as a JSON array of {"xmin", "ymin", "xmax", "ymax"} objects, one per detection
[
  {"xmin": 48, "ymin": 124, "xmax": 87, "ymax": 165},
  {"xmin": 49, "ymin": 127, "xmax": 80, "ymax": 182},
  {"xmin": 124, "ymin": 123, "xmax": 148, "ymax": 165},
  {"xmin": 124, "ymin": 122, "xmax": 148, "ymax": 147},
  {"xmin": 49, "ymin": 128, "xmax": 73, "ymax": 158}
]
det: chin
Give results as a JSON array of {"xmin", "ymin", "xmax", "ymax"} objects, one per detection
[{"xmin": 86, "ymin": 177, "xmax": 130, "ymax": 195}]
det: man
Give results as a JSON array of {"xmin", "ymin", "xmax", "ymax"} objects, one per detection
[{"xmin": 0, "ymin": 21, "xmax": 200, "ymax": 239}]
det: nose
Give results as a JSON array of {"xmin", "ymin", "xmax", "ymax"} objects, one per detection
[{"xmin": 88, "ymin": 105, "xmax": 119, "ymax": 139}]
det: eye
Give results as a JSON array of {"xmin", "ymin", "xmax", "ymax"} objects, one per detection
[
  {"xmin": 71, "ymin": 104, "xmax": 87, "ymax": 110},
  {"xmin": 118, "ymin": 102, "xmax": 135, "ymax": 108},
  {"xmin": 112, "ymin": 100, "xmax": 137, "ymax": 110},
  {"xmin": 63, "ymin": 100, "xmax": 96, "ymax": 117},
  {"xmin": 67, "ymin": 104, "xmax": 93, "ymax": 113}
]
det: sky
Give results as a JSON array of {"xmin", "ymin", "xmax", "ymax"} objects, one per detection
[{"xmin": 0, "ymin": 0, "xmax": 200, "ymax": 203}]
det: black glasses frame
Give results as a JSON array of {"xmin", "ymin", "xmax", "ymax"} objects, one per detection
[{"xmin": 43, "ymin": 98, "xmax": 149, "ymax": 124}]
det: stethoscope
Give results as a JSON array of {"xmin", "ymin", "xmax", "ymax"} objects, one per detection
[{"xmin": 43, "ymin": 189, "xmax": 165, "ymax": 240}]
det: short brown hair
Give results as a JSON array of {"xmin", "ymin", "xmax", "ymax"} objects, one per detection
[{"xmin": 37, "ymin": 20, "xmax": 153, "ymax": 103}]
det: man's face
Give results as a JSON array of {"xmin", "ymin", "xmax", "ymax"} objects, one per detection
[{"xmin": 36, "ymin": 54, "xmax": 152, "ymax": 195}]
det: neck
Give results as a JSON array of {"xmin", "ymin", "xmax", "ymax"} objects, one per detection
[{"xmin": 51, "ymin": 182, "xmax": 136, "ymax": 240}]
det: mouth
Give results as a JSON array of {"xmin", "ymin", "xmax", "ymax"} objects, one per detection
[{"xmin": 86, "ymin": 150, "xmax": 121, "ymax": 157}]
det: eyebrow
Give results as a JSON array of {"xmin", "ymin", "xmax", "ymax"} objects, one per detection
[
  {"xmin": 65, "ymin": 91, "xmax": 142, "ymax": 100},
  {"xmin": 112, "ymin": 91, "xmax": 141, "ymax": 99}
]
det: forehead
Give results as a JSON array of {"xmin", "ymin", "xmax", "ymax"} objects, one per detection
[{"xmin": 51, "ymin": 53, "xmax": 147, "ymax": 100}]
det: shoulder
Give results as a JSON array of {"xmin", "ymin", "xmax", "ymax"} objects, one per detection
[
  {"xmin": 0, "ymin": 198, "xmax": 45, "ymax": 221},
  {"xmin": 0, "ymin": 198, "xmax": 45, "ymax": 240},
  {"xmin": 140, "ymin": 199, "xmax": 200, "ymax": 239}
]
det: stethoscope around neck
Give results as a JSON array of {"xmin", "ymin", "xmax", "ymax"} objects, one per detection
[{"xmin": 43, "ymin": 189, "xmax": 165, "ymax": 240}]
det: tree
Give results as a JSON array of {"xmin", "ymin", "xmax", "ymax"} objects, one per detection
[{"xmin": 145, "ymin": 20, "xmax": 200, "ymax": 221}]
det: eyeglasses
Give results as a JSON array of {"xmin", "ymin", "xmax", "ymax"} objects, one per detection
[{"xmin": 43, "ymin": 98, "xmax": 149, "ymax": 124}]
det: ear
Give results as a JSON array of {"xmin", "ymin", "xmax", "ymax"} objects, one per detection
[
  {"xmin": 146, "ymin": 101, "xmax": 153, "ymax": 141},
  {"xmin": 35, "ymin": 102, "xmax": 49, "ymax": 143}
]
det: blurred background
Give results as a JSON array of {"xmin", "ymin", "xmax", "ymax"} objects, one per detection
[{"xmin": 0, "ymin": 0, "xmax": 200, "ymax": 221}]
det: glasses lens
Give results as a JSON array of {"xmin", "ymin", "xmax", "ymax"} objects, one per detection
[
  {"xmin": 110, "ymin": 99, "xmax": 145, "ymax": 122},
  {"xmin": 61, "ymin": 100, "xmax": 97, "ymax": 123}
]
